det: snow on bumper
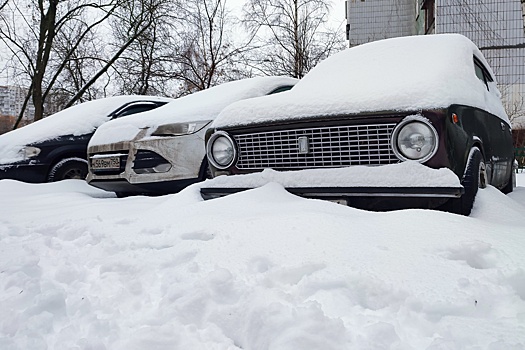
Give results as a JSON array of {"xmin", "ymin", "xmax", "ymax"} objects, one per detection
[{"xmin": 200, "ymin": 161, "xmax": 463, "ymax": 199}]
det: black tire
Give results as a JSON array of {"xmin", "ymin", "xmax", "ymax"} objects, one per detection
[
  {"xmin": 47, "ymin": 157, "xmax": 88, "ymax": 182},
  {"xmin": 448, "ymin": 148, "xmax": 486, "ymax": 216},
  {"xmin": 115, "ymin": 192, "xmax": 131, "ymax": 198},
  {"xmin": 199, "ymin": 158, "xmax": 213, "ymax": 180},
  {"xmin": 501, "ymin": 170, "xmax": 514, "ymax": 194}
]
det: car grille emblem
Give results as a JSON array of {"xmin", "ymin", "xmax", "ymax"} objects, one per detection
[{"xmin": 298, "ymin": 136, "xmax": 309, "ymax": 154}]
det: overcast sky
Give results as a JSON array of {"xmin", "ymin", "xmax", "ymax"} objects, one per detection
[{"xmin": 0, "ymin": 0, "xmax": 347, "ymax": 87}]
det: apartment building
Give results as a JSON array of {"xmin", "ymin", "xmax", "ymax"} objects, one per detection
[{"xmin": 0, "ymin": 85, "xmax": 35, "ymax": 133}]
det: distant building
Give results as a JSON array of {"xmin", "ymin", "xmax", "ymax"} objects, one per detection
[
  {"xmin": 346, "ymin": 0, "xmax": 417, "ymax": 47},
  {"xmin": 346, "ymin": 0, "xmax": 525, "ymax": 130},
  {"xmin": 0, "ymin": 85, "xmax": 35, "ymax": 134}
]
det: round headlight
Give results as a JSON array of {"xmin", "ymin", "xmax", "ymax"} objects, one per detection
[
  {"xmin": 392, "ymin": 117, "xmax": 438, "ymax": 163},
  {"xmin": 207, "ymin": 132, "xmax": 236, "ymax": 169}
]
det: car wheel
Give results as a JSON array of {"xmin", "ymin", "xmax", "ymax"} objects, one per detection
[
  {"xmin": 200, "ymin": 158, "xmax": 213, "ymax": 180},
  {"xmin": 501, "ymin": 167, "xmax": 515, "ymax": 195},
  {"xmin": 448, "ymin": 148, "xmax": 487, "ymax": 216},
  {"xmin": 47, "ymin": 157, "xmax": 88, "ymax": 181}
]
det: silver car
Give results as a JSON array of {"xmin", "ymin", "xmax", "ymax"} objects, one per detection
[{"xmin": 86, "ymin": 77, "xmax": 297, "ymax": 196}]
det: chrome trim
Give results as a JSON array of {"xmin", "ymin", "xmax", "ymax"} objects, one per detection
[
  {"xmin": 297, "ymin": 192, "xmax": 460, "ymax": 198},
  {"xmin": 391, "ymin": 115, "xmax": 438, "ymax": 163},
  {"xmin": 200, "ymin": 186, "xmax": 464, "ymax": 200},
  {"xmin": 233, "ymin": 123, "xmax": 398, "ymax": 169},
  {"xmin": 207, "ymin": 131, "xmax": 237, "ymax": 170}
]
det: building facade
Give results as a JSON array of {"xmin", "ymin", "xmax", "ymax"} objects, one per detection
[
  {"xmin": 346, "ymin": 0, "xmax": 525, "ymax": 129},
  {"xmin": 346, "ymin": 0, "xmax": 417, "ymax": 47},
  {"xmin": 0, "ymin": 85, "xmax": 35, "ymax": 134}
]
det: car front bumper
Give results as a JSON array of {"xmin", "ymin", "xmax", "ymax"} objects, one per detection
[
  {"xmin": 199, "ymin": 163, "xmax": 465, "ymax": 208},
  {"xmin": 0, "ymin": 161, "xmax": 49, "ymax": 183},
  {"xmin": 87, "ymin": 131, "xmax": 207, "ymax": 194},
  {"xmin": 201, "ymin": 185, "xmax": 464, "ymax": 200}
]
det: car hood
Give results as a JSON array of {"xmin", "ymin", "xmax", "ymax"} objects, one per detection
[
  {"xmin": 212, "ymin": 34, "xmax": 509, "ymax": 129},
  {"xmin": 88, "ymin": 76, "xmax": 298, "ymax": 148},
  {"xmin": 0, "ymin": 95, "xmax": 173, "ymax": 165}
]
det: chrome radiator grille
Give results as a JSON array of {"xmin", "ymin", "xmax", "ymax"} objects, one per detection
[{"xmin": 233, "ymin": 123, "xmax": 398, "ymax": 169}]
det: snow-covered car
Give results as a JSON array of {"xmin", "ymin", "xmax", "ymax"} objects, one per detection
[
  {"xmin": 86, "ymin": 77, "xmax": 297, "ymax": 196},
  {"xmin": 0, "ymin": 96, "xmax": 173, "ymax": 183},
  {"xmin": 202, "ymin": 34, "xmax": 515, "ymax": 215}
]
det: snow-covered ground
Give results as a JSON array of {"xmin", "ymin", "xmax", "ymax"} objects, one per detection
[{"xmin": 1, "ymin": 174, "xmax": 525, "ymax": 349}]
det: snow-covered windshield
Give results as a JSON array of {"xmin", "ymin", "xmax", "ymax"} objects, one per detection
[
  {"xmin": 88, "ymin": 76, "xmax": 298, "ymax": 147},
  {"xmin": 213, "ymin": 34, "xmax": 509, "ymax": 128}
]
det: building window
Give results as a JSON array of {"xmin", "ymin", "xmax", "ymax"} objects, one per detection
[{"xmin": 422, "ymin": 0, "xmax": 435, "ymax": 34}]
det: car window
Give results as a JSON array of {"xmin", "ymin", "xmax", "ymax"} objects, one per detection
[
  {"xmin": 473, "ymin": 57, "xmax": 494, "ymax": 91},
  {"xmin": 268, "ymin": 85, "xmax": 294, "ymax": 95},
  {"xmin": 113, "ymin": 103, "xmax": 161, "ymax": 119}
]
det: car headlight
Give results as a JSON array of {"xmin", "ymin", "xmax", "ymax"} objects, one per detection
[
  {"xmin": 392, "ymin": 115, "xmax": 438, "ymax": 163},
  {"xmin": 19, "ymin": 146, "xmax": 41, "ymax": 160},
  {"xmin": 151, "ymin": 121, "xmax": 210, "ymax": 136},
  {"xmin": 207, "ymin": 131, "xmax": 236, "ymax": 169}
]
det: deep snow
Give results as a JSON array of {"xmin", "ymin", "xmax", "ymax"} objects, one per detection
[
  {"xmin": 213, "ymin": 34, "xmax": 509, "ymax": 129},
  {"xmin": 203, "ymin": 161, "xmax": 461, "ymax": 188},
  {"xmin": 0, "ymin": 174, "xmax": 525, "ymax": 349}
]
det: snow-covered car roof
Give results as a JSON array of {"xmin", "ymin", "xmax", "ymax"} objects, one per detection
[
  {"xmin": 88, "ymin": 76, "xmax": 298, "ymax": 147},
  {"xmin": 0, "ymin": 95, "xmax": 174, "ymax": 164},
  {"xmin": 212, "ymin": 34, "xmax": 509, "ymax": 129}
]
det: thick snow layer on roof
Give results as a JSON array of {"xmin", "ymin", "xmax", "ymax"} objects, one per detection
[
  {"xmin": 0, "ymin": 175, "xmax": 525, "ymax": 348},
  {"xmin": 204, "ymin": 161, "xmax": 461, "ymax": 188},
  {"xmin": 88, "ymin": 77, "xmax": 298, "ymax": 147},
  {"xmin": 0, "ymin": 95, "xmax": 173, "ymax": 164},
  {"xmin": 213, "ymin": 34, "xmax": 509, "ymax": 129}
]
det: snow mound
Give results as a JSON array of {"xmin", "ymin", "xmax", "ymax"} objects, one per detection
[
  {"xmin": 0, "ymin": 174, "xmax": 524, "ymax": 348},
  {"xmin": 203, "ymin": 161, "xmax": 461, "ymax": 188}
]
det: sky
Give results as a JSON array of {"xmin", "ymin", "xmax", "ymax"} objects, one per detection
[{"xmin": 0, "ymin": 0, "xmax": 348, "ymax": 87}]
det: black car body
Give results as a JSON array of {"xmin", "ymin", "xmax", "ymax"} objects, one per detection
[
  {"xmin": 202, "ymin": 34, "xmax": 515, "ymax": 215},
  {"xmin": 0, "ymin": 96, "xmax": 172, "ymax": 183}
]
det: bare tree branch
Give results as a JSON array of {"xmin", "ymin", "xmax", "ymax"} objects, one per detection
[
  {"xmin": 0, "ymin": 0, "xmax": 8, "ymax": 12},
  {"xmin": 243, "ymin": 0, "xmax": 345, "ymax": 78}
]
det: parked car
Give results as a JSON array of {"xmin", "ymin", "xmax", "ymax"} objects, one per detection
[
  {"xmin": 202, "ymin": 34, "xmax": 515, "ymax": 215},
  {"xmin": 0, "ymin": 96, "xmax": 173, "ymax": 183},
  {"xmin": 86, "ymin": 77, "xmax": 298, "ymax": 196}
]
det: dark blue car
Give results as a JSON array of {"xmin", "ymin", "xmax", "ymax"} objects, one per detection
[{"xmin": 0, "ymin": 96, "xmax": 173, "ymax": 182}]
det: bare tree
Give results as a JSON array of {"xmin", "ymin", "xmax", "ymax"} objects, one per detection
[
  {"xmin": 0, "ymin": 0, "xmax": 167, "ymax": 128},
  {"xmin": 171, "ymin": 0, "xmax": 254, "ymax": 96},
  {"xmin": 243, "ymin": 0, "xmax": 344, "ymax": 78},
  {"xmin": 63, "ymin": 0, "xmax": 168, "ymax": 108},
  {"xmin": 112, "ymin": 0, "xmax": 179, "ymax": 96},
  {"xmin": 0, "ymin": 0, "xmax": 124, "ymax": 126}
]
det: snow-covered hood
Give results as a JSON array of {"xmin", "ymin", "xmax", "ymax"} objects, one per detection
[
  {"xmin": 0, "ymin": 95, "xmax": 174, "ymax": 164},
  {"xmin": 212, "ymin": 34, "xmax": 509, "ymax": 129},
  {"xmin": 88, "ymin": 77, "xmax": 298, "ymax": 147}
]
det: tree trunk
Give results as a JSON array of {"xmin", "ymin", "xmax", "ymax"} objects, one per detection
[{"xmin": 32, "ymin": 0, "xmax": 59, "ymax": 121}]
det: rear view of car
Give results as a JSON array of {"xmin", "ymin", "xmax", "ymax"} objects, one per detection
[
  {"xmin": 86, "ymin": 77, "xmax": 297, "ymax": 196},
  {"xmin": 0, "ymin": 96, "xmax": 172, "ymax": 183},
  {"xmin": 202, "ymin": 34, "xmax": 514, "ymax": 215}
]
